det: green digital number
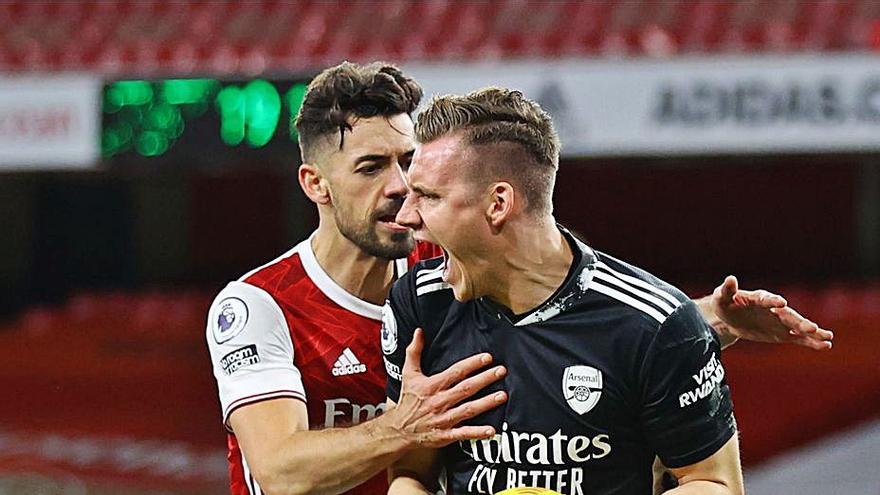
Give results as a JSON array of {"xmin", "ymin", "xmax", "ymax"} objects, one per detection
[{"xmin": 216, "ymin": 80, "xmax": 281, "ymax": 148}]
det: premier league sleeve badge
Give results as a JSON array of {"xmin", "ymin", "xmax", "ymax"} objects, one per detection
[
  {"xmin": 212, "ymin": 297, "xmax": 249, "ymax": 344},
  {"xmin": 380, "ymin": 302, "xmax": 398, "ymax": 355}
]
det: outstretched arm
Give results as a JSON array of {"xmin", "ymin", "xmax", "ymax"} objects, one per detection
[{"xmin": 694, "ymin": 275, "xmax": 833, "ymax": 350}]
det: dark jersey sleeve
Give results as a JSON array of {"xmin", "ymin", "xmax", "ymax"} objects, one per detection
[
  {"xmin": 638, "ymin": 300, "xmax": 737, "ymax": 468},
  {"xmin": 382, "ymin": 268, "xmax": 421, "ymax": 403}
]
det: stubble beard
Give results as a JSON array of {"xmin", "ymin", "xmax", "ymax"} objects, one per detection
[{"xmin": 335, "ymin": 210, "xmax": 414, "ymax": 260}]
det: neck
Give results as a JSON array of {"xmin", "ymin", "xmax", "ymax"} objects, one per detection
[
  {"xmin": 310, "ymin": 221, "xmax": 396, "ymax": 306},
  {"xmin": 483, "ymin": 219, "xmax": 573, "ymax": 315}
]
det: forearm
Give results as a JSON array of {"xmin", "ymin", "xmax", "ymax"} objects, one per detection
[
  {"xmin": 694, "ymin": 295, "xmax": 738, "ymax": 349},
  {"xmin": 388, "ymin": 442, "xmax": 442, "ymax": 495},
  {"xmin": 257, "ymin": 417, "xmax": 411, "ymax": 495}
]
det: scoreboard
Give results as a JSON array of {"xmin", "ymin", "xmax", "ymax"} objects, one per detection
[{"xmin": 102, "ymin": 78, "xmax": 311, "ymax": 159}]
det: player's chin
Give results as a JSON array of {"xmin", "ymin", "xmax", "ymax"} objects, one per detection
[
  {"xmin": 446, "ymin": 265, "xmax": 474, "ymax": 302},
  {"xmin": 450, "ymin": 280, "xmax": 479, "ymax": 302},
  {"xmin": 450, "ymin": 284, "xmax": 468, "ymax": 301},
  {"xmin": 377, "ymin": 230, "xmax": 416, "ymax": 258}
]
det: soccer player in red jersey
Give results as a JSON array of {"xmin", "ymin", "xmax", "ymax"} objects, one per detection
[
  {"xmin": 205, "ymin": 62, "xmax": 832, "ymax": 495},
  {"xmin": 206, "ymin": 63, "xmax": 507, "ymax": 495}
]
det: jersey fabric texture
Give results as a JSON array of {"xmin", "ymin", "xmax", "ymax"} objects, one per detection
[
  {"xmin": 206, "ymin": 233, "xmax": 441, "ymax": 495},
  {"xmin": 383, "ymin": 228, "xmax": 736, "ymax": 495}
]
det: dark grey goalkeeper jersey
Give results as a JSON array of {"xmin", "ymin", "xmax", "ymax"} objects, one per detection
[{"xmin": 382, "ymin": 228, "xmax": 736, "ymax": 495}]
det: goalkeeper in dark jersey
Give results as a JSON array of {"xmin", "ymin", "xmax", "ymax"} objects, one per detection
[{"xmin": 383, "ymin": 88, "xmax": 753, "ymax": 495}]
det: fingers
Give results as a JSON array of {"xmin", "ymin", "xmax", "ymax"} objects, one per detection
[
  {"xmin": 734, "ymin": 288, "xmax": 787, "ymax": 308},
  {"xmin": 770, "ymin": 307, "xmax": 834, "ymax": 350},
  {"xmin": 803, "ymin": 322, "xmax": 834, "ymax": 342},
  {"xmin": 439, "ymin": 365, "xmax": 507, "ymax": 406},
  {"xmin": 770, "ymin": 307, "xmax": 812, "ymax": 333},
  {"xmin": 423, "ymin": 425, "xmax": 497, "ymax": 448},
  {"xmin": 432, "ymin": 352, "xmax": 494, "ymax": 390},
  {"xmin": 757, "ymin": 289, "xmax": 787, "ymax": 308},
  {"xmin": 433, "ymin": 391, "xmax": 508, "ymax": 429},
  {"xmin": 772, "ymin": 307, "xmax": 834, "ymax": 339},
  {"xmin": 718, "ymin": 275, "xmax": 738, "ymax": 301},
  {"xmin": 788, "ymin": 333, "xmax": 834, "ymax": 350},
  {"xmin": 402, "ymin": 328, "xmax": 425, "ymax": 375}
]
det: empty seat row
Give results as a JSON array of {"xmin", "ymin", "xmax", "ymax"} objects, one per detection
[{"xmin": 0, "ymin": 0, "xmax": 878, "ymax": 75}]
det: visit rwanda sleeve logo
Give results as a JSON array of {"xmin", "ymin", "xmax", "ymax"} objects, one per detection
[{"xmin": 562, "ymin": 365, "xmax": 603, "ymax": 415}]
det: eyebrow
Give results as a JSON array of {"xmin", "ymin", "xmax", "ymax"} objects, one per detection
[
  {"xmin": 354, "ymin": 154, "xmax": 390, "ymax": 165},
  {"xmin": 409, "ymin": 184, "xmax": 437, "ymax": 196},
  {"xmin": 354, "ymin": 149, "xmax": 415, "ymax": 165}
]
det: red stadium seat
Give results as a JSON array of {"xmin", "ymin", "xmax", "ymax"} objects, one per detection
[{"xmin": 0, "ymin": 2, "xmax": 878, "ymax": 84}]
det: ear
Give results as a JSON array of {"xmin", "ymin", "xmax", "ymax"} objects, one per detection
[
  {"xmin": 485, "ymin": 181, "xmax": 515, "ymax": 232},
  {"xmin": 298, "ymin": 163, "xmax": 331, "ymax": 205}
]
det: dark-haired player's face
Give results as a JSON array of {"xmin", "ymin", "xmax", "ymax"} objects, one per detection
[
  {"xmin": 397, "ymin": 135, "xmax": 493, "ymax": 301},
  {"xmin": 324, "ymin": 114, "xmax": 416, "ymax": 259}
]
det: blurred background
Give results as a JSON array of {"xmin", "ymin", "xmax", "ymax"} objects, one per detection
[{"xmin": 0, "ymin": 0, "xmax": 877, "ymax": 494}]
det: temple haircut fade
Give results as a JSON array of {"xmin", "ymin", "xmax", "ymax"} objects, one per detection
[
  {"xmin": 294, "ymin": 61, "xmax": 423, "ymax": 163},
  {"xmin": 414, "ymin": 87, "xmax": 561, "ymax": 216}
]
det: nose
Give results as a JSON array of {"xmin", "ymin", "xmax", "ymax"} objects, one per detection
[
  {"xmin": 385, "ymin": 162, "xmax": 408, "ymax": 199},
  {"xmin": 395, "ymin": 193, "xmax": 421, "ymax": 229}
]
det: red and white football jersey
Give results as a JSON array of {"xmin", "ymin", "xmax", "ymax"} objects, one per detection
[{"xmin": 206, "ymin": 233, "xmax": 441, "ymax": 495}]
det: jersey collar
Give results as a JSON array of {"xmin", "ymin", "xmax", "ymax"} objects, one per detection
[
  {"xmin": 480, "ymin": 225, "xmax": 597, "ymax": 327},
  {"xmin": 296, "ymin": 232, "xmax": 406, "ymax": 321}
]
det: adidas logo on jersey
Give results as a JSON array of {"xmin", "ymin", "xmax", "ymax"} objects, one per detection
[{"xmin": 332, "ymin": 347, "xmax": 367, "ymax": 376}]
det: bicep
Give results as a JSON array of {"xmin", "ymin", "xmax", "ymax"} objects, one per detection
[
  {"xmin": 641, "ymin": 303, "xmax": 736, "ymax": 468},
  {"xmin": 229, "ymin": 398, "xmax": 310, "ymax": 475},
  {"xmin": 385, "ymin": 399, "xmax": 442, "ymax": 492},
  {"xmin": 668, "ymin": 434, "xmax": 743, "ymax": 494},
  {"xmin": 206, "ymin": 282, "xmax": 307, "ymax": 426}
]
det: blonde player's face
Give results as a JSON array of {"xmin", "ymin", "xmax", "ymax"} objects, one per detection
[
  {"xmin": 323, "ymin": 114, "xmax": 416, "ymax": 259},
  {"xmin": 396, "ymin": 134, "xmax": 494, "ymax": 301}
]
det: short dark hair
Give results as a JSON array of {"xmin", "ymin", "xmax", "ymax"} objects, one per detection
[
  {"xmin": 414, "ymin": 87, "xmax": 560, "ymax": 215},
  {"xmin": 295, "ymin": 61, "xmax": 423, "ymax": 162}
]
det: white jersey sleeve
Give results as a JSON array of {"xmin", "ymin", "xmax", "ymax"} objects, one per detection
[{"xmin": 205, "ymin": 281, "xmax": 306, "ymax": 427}]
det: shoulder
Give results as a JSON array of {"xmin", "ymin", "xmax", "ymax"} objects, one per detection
[
  {"xmin": 392, "ymin": 257, "xmax": 448, "ymax": 298},
  {"xmin": 384, "ymin": 258, "xmax": 454, "ymax": 361},
  {"xmin": 238, "ymin": 242, "xmax": 308, "ymax": 293},
  {"xmin": 591, "ymin": 252, "xmax": 715, "ymax": 349},
  {"xmin": 207, "ymin": 242, "xmax": 309, "ymax": 343},
  {"xmin": 390, "ymin": 257, "xmax": 454, "ymax": 317},
  {"xmin": 587, "ymin": 250, "xmax": 692, "ymax": 332},
  {"xmin": 207, "ymin": 281, "xmax": 289, "ymax": 346}
]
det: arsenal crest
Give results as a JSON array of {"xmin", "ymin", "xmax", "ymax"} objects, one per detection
[{"xmin": 562, "ymin": 365, "xmax": 603, "ymax": 415}]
